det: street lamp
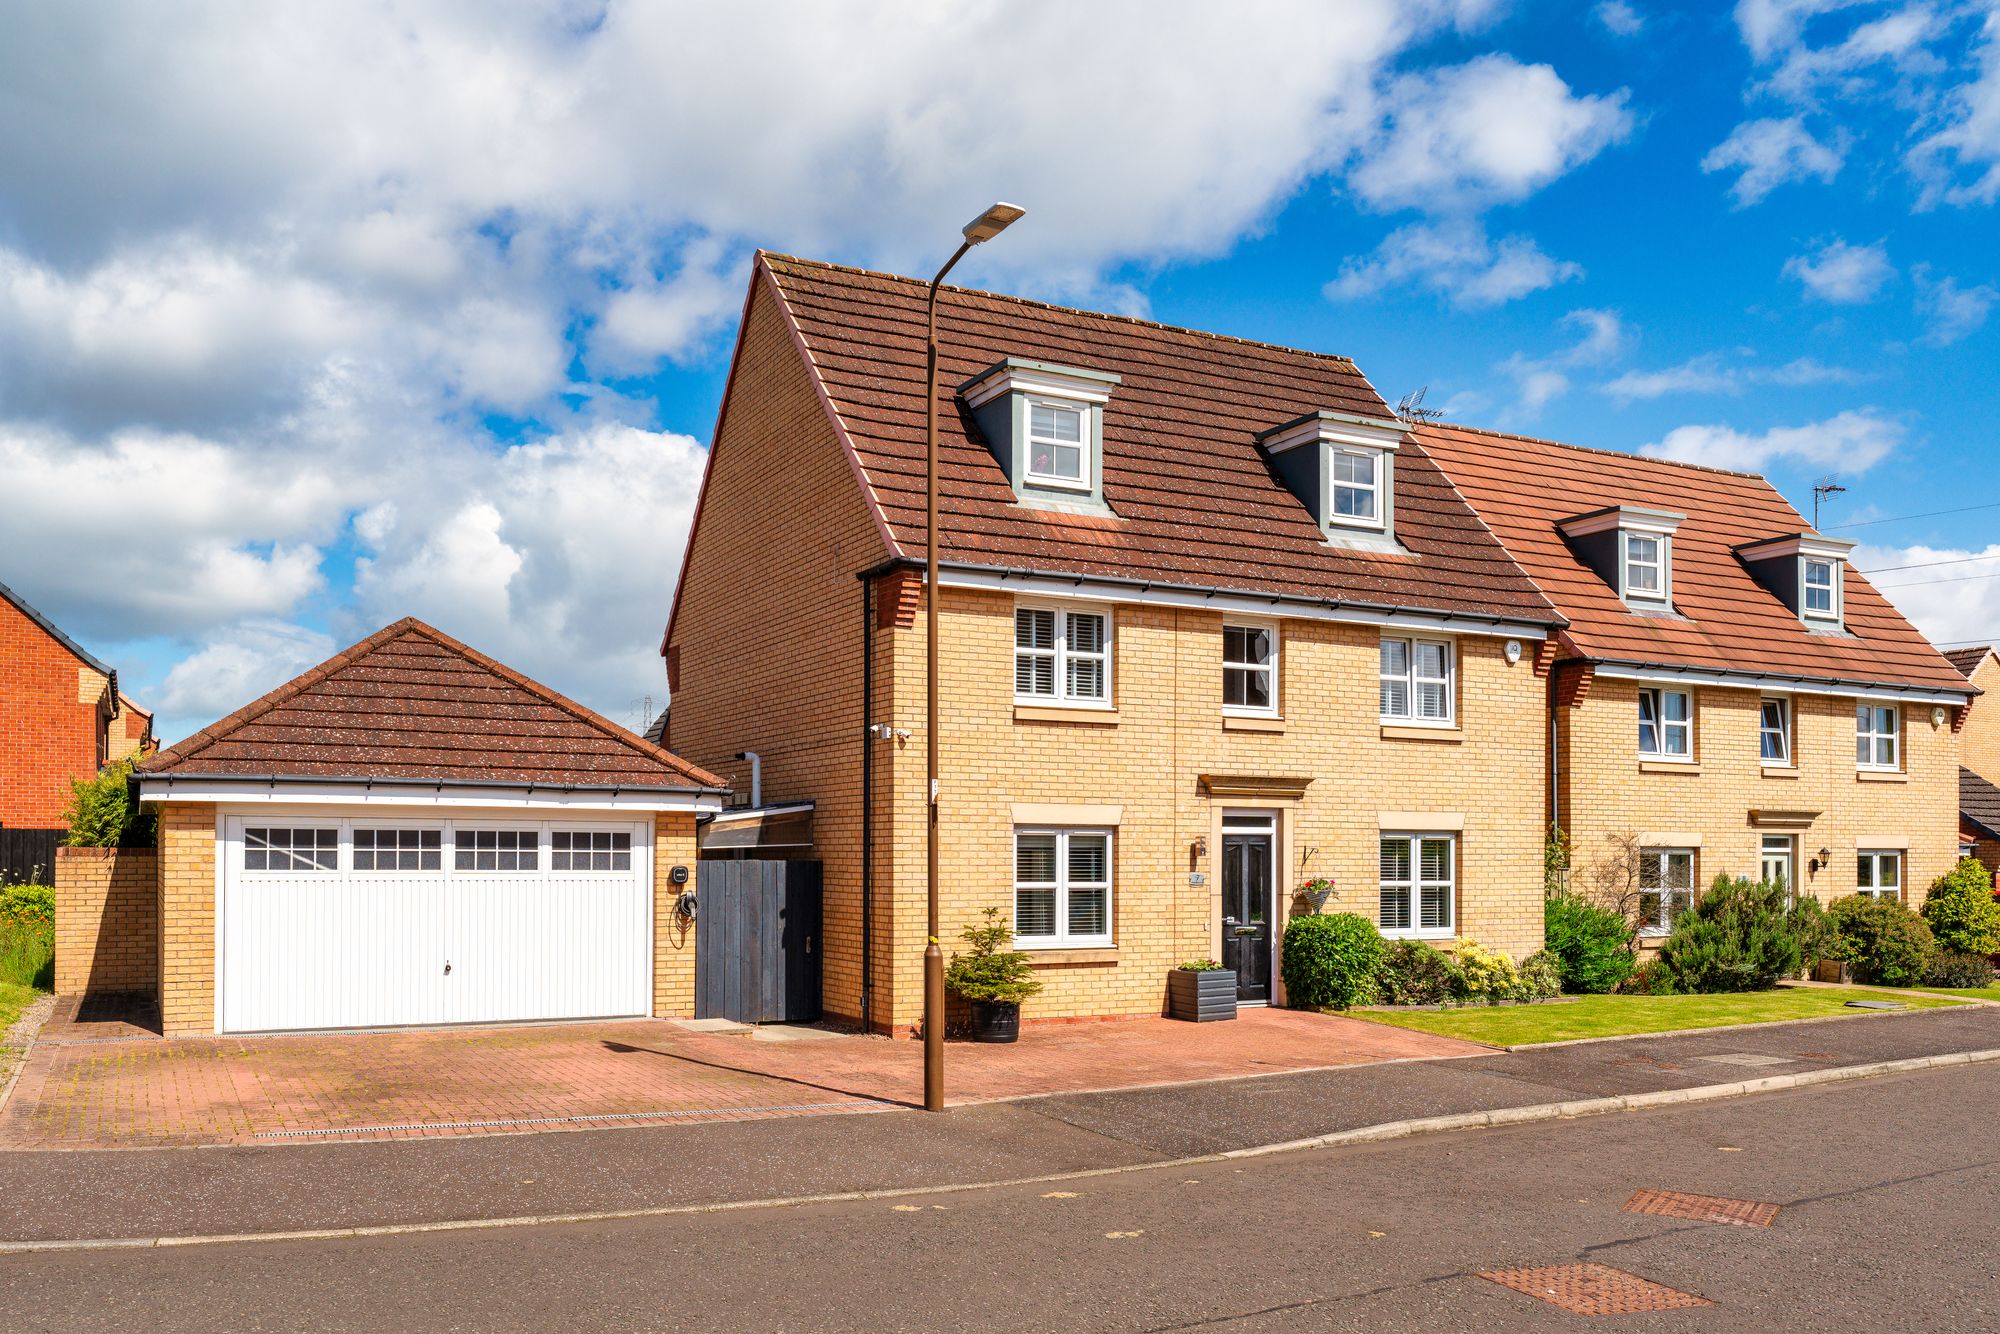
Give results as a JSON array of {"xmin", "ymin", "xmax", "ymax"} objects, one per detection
[{"xmin": 924, "ymin": 201, "xmax": 1024, "ymax": 1113}]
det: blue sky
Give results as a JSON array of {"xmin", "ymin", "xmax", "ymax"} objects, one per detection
[{"xmin": 0, "ymin": 1, "xmax": 1995, "ymax": 744}]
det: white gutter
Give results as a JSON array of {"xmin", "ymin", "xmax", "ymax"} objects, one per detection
[
  {"xmin": 136, "ymin": 775, "xmax": 728, "ymax": 814},
  {"xmin": 1591, "ymin": 662, "xmax": 1972, "ymax": 706}
]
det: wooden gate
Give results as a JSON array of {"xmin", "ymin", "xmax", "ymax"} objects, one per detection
[
  {"xmin": 0, "ymin": 828, "xmax": 62, "ymax": 885},
  {"xmin": 694, "ymin": 859, "xmax": 822, "ymax": 1024}
]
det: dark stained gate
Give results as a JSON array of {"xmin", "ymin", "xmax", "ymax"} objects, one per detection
[
  {"xmin": 0, "ymin": 828, "xmax": 62, "ymax": 885},
  {"xmin": 694, "ymin": 859, "xmax": 822, "ymax": 1024}
]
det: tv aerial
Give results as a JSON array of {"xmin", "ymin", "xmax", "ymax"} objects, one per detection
[{"xmin": 1396, "ymin": 386, "xmax": 1443, "ymax": 424}]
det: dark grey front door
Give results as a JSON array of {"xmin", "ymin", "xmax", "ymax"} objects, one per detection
[{"xmin": 1221, "ymin": 832, "xmax": 1273, "ymax": 1003}]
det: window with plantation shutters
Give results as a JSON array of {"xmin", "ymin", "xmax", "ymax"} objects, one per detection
[
  {"xmin": 1014, "ymin": 829, "xmax": 1112, "ymax": 947},
  {"xmin": 1014, "ymin": 603, "xmax": 1111, "ymax": 705},
  {"xmin": 1378, "ymin": 833, "xmax": 1454, "ymax": 937},
  {"xmin": 1379, "ymin": 636, "xmax": 1453, "ymax": 724}
]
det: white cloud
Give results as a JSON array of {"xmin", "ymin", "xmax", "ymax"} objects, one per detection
[
  {"xmin": 1914, "ymin": 266, "xmax": 1998, "ymax": 346},
  {"xmin": 157, "ymin": 620, "xmax": 337, "ymax": 721},
  {"xmin": 1701, "ymin": 116, "xmax": 1845, "ymax": 205},
  {"xmin": 1495, "ymin": 307, "xmax": 1631, "ymax": 413},
  {"xmin": 1783, "ymin": 238, "xmax": 1894, "ymax": 303},
  {"xmin": 1733, "ymin": 0, "xmax": 1873, "ymax": 63},
  {"xmin": 1327, "ymin": 219, "xmax": 1582, "ymax": 307},
  {"xmin": 1603, "ymin": 352, "xmax": 1863, "ymax": 401},
  {"xmin": 1760, "ymin": 5, "xmax": 1942, "ymax": 102},
  {"xmin": 1909, "ymin": 6, "xmax": 2000, "ymax": 205},
  {"xmin": 1641, "ymin": 408, "xmax": 1902, "ymax": 471},
  {"xmin": 1347, "ymin": 55, "xmax": 1632, "ymax": 212},
  {"xmin": 1595, "ymin": 1, "xmax": 1645, "ymax": 36},
  {"xmin": 1853, "ymin": 541, "xmax": 2000, "ymax": 648}
]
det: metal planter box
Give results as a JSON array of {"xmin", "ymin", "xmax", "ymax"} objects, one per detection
[{"xmin": 1167, "ymin": 969, "xmax": 1237, "ymax": 1022}]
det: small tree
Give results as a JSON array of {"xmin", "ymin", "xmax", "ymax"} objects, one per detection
[
  {"xmin": 1657, "ymin": 876, "xmax": 1802, "ymax": 993},
  {"xmin": 943, "ymin": 908, "xmax": 1043, "ymax": 1005},
  {"xmin": 61, "ymin": 757, "xmax": 156, "ymax": 848},
  {"xmin": 1922, "ymin": 858, "xmax": 2000, "ymax": 956}
]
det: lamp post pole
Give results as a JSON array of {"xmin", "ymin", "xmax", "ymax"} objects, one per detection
[{"xmin": 923, "ymin": 202, "xmax": 1023, "ymax": 1114}]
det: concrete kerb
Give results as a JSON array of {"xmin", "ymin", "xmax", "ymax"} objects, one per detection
[{"xmin": 3, "ymin": 1045, "xmax": 1995, "ymax": 1257}]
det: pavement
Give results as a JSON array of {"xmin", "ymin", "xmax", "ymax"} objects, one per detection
[
  {"xmin": 6, "ymin": 1056, "xmax": 1998, "ymax": 1329},
  {"xmin": 0, "ymin": 998, "xmax": 1472, "ymax": 1147},
  {"xmin": 0, "ymin": 1002, "xmax": 1994, "ymax": 1247}
]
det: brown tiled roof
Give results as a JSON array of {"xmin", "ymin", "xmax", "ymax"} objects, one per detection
[
  {"xmin": 758, "ymin": 255, "xmax": 1559, "ymax": 626},
  {"xmin": 1962, "ymin": 767, "xmax": 2000, "ymax": 839},
  {"xmin": 1412, "ymin": 422, "xmax": 1970, "ymax": 694},
  {"xmin": 1946, "ymin": 646, "xmax": 1992, "ymax": 677},
  {"xmin": 140, "ymin": 619, "xmax": 726, "ymax": 791}
]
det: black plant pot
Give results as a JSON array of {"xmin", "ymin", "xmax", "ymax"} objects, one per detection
[
  {"xmin": 1167, "ymin": 969, "xmax": 1238, "ymax": 1022},
  {"xmin": 969, "ymin": 1000, "xmax": 1021, "ymax": 1043}
]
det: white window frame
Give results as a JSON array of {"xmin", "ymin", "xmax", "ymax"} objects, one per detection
[
  {"xmin": 1856, "ymin": 849, "xmax": 1903, "ymax": 902},
  {"xmin": 1758, "ymin": 696, "xmax": 1792, "ymax": 766},
  {"xmin": 1013, "ymin": 827, "xmax": 1113, "ymax": 949},
  {"xmin": 1014, "ymin": 601, "xmax": 1112, "ymax": 707},
  {"xmin": 1760, "ymin": 834, "xmax": 1796, "ymax": 903},
  {"xmin": 1638, "ymin": 687, "xmax": 1693, "ymax": 761},
  {"xmin": 1622, "ymin": 530, "xmax": 1669, "ymax": 604},
  {"xmin": 1377, "ymin": 832, "xmax": 1456, "ymax": 940},
  {"xmin": 1222, "ymin": 620, "xmax": 1278, "ymax": 717},
  {"xmin": 350, "ymin": 824, "xmax": 445, "ymax": 874},
  {"xmin": 452, "ymin": 825, "xmax": 542, "ymax": 874},
  {"xmin": 1802, "ymin": 557, "xmax": 1841, "ymax": 623},
  {"xmin": 1856, "ymin": 702, "xmax": 1900, "ymax": 772},
  {"xmin": 240, "ymin": 825, "xmax": 340, "ymax": 874},
  {"xmin": 1637, "ymin": 848, "xmax": 1696, "ymax": 936},
  {"xmin": 1379, "ymin": 635, "xmax": 1455, "ymax": 725},
  {"xmin": 1023, "ymin": 396, "xmax": 1091, "ymax": 492},
  {"xmin": 1328, "ymin": 446, "xmax": 1386, "ymax": 532}
]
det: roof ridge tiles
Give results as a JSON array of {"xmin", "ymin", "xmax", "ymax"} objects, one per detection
[
  {"xmin": 1420, "ymin": 419, "xmax": 1763, "ymax": 482},
  {"xmin": 760, "ymin": 251, "xmax": 1367, "ymax": 369}
]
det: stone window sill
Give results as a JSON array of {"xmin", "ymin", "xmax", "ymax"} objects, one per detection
[
  {"xmin": 1013, "ymin": 705, "xmax": 1119, "ymax": 726},
  {"xmin": 1023, "ymin": 947, "xmax": 1119, "ymax": 967},
  {"xmin": 1760, "ymin": 765, "xmax": 1801, "ymax": 779},
  {"xmin": 1223, "ymin": 714, "xmax": 1285, "ymax": 733},
  {"xmin": 1638, "ymin": 760, "xmax": 1701, "ymax": 774},
  {"xmin": 1380, "ymin": 724, "xmax": 1463, "ymax": 743},
  {"xmin": 1856, "ymin": 769, "xmax": 1908, "ymax": 783}
]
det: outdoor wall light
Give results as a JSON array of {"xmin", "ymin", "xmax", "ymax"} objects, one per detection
[{"xmin": 1192, "ymin": 835, "xmax": 1208, "ymax": 858}]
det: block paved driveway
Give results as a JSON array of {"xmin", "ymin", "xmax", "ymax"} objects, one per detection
[{"xmin": 0, "ymin": 999, "xmax": 1477, "ymax": 1149}]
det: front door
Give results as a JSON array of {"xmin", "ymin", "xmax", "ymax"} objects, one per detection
[
  {"xmin": 1761, "ymin": 835, "xmax": 1794, "ymax": 899},
  {"xmin": 1221, "ymin": 825, "xmax": 1274, "ymax": 1003}
]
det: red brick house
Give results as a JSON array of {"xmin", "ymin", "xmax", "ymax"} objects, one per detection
[{"xmin": 1, "ymin": 578, "xmax": 152, "ymax": 832}]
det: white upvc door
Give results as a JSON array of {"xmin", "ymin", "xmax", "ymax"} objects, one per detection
[{"xmin": 218, "ymin": 812, "xmax": 651, "ymax": 1034}]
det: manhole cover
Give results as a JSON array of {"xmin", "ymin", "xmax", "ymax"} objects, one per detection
[
  {"xmin": 1479, "ymin": 1263, "xmax": 1713, "ymax": 1315},
  {"xmin": 1624, "ymin": 1188, "xmax": 1780, "ymax": 1228},
  {"xmin": 1695, "ymin": 1052, "xmax": 1793, "ymax": 1067}
]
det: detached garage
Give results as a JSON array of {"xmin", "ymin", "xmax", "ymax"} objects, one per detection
[{"xmin": 119, "ymin": 619, "xmax": 728, "ymax": 1035}]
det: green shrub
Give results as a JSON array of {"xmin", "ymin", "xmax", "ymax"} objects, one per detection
[
  {"xmin": 1657, "ymin": 876, "xmax": 1802, "ymax": 993},
  {"xmin": 1921, "ymin": 859, "xmax": 2000, "ymax": 956},
  {"xmin": 944, "ymin": 908, "xmax": 1044, "ymax": 1004},
  {"xmin": 1617, "ymin": 958, "xmax": 1677, "ymax": 995},
  {"xmin": 1456, "ymin": 939, "xmax": 1523, "ymax": 1004},
  {"xmin": 0, "ymin": 882, "xmax": 55, "ymax": 927},
  {"xmin": 1787, "ymin": 895, "xmax": 1839, "ymax": 976},
  {"xmin": 0, "ymin": 920, "xmax": 53, "ymax": 991},
  {"xmin": 1178, "ymin": 958, "xmax": 1226, "ymax": 971},
  {"xmin": 1543, "ymin": 892, "xmax": 1637, "ymax": 993},
  {"xmin": 1518, "ymin": 950, "xmax": 1564, "ymax": 1000},
  {"xmin": 1373, "ymin": 939, "xmax": 1464, "ymax": 1005},
  {"xmin": 61, "ymin": 757, "xmax": 156, "ymax": 848},
  {"xmin": 1925, "ymin": 950, "xmax": 1996, "ymax": 989},
  {"xmin": 1829, "ymin": 895, "xmax": 1936, "ymax": 987},
  {"xmin": 1281, "ymin": 913, "xmax": 1385, "ymax": 1010}
]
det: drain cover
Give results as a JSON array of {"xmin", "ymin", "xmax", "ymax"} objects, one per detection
[
  {"xmin": 1624, "ymin": 1188, "xmax": 1780, "ymax": 1228},
  {"xmin": 1845, "ymin": 999, "xmax": 1906, "ymax": 1010},
  {"xmin": 1479, "ymin": 1264, "xmax": 1713, "ymax": 1316},
  {"xmin": 1696, "ymin": 1052, "xmax": 1794, "ymax": 1067}
]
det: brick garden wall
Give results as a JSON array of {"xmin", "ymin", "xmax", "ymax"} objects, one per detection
[{"xmin": 54, "ymin": 845, "xmax": 159, "ymax": 996}]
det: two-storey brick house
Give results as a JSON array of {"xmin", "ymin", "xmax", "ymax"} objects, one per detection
[{"xmin": 666, "ymin": 257, "xmax": 1568, "ymax": 1031}]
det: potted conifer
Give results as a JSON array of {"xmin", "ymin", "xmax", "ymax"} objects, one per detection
[{"xmin": 945, "ymin": 908, "xmax": 1043, "ymax": 1042}]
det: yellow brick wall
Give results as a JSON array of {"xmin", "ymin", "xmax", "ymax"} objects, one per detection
[
  {"xmin": 1558, "ymin": 678, "xmax": 1957, "ymax": 915},
  {"xmin": 54, "ymin": 846, "xmax": 159, "ymax": 995},
  {"xmin": 663, "ymin": 276, "xmax": 893, "ymax": 1028},
  {"xmin": 1958, "ymin": 655, "xmax": 2000, "ymax": 785},
  {"xmin": 158, "ymin": 802, "xmax": 218, "ymax": 1034},
  {"xmin": 872, "ymin": 589, "xmax": 1550, "ymax": 1029},
  {"xmin": 653, "ymin": 813, "xmax": 699, "ymax": 1017}
]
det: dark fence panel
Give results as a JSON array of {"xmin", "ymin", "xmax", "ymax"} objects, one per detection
[
  {"xmin": 0, "ymin": 829, "xmax": 63, "ymax": 885},
  {"xmin": 694, "ymin": 859, "xmax": 822, "ymax": 1024}
]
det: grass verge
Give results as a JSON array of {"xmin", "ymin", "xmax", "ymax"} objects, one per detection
[
  {"xmin": 1908, "ymin": 985, "xmax": 2000, "ymax": 1003},
  {"xmin": 1350, "ymin": 985, "xmax": 1963, "ymax": 1046}
]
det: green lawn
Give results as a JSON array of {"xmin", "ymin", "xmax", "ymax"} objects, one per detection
[
  {"xmin": 1351, "ymin": 986, "xmax": 1963, "ymax": 1046},
  {"xmin": 0, "ymin": 981, "xmax": 36, "ymax": 1043},
  {"xmin": 1909, "ymin": 986, "xmax": 2000, "ymax": 1003}
]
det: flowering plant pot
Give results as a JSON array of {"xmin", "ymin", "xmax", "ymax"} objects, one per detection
[{"xmin": 1167, "ymin": 967, "xmax": 1237, "ymax": 1022}]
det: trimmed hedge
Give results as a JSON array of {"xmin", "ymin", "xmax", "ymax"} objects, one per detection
[
  {"xmin": 1543, "ymin": 893, "xmax": 1637, "ymax": 993},
  {"xmin": 1280, "ymin": 913, "xmax": 1385, "ymax": 1010},
  {"xmin": 1830, "ymin": 894, "xmax": 1935, "ymax": 987}
]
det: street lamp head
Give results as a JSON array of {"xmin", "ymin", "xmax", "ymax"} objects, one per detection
[{"xmin": 962, "ymin": 202, "xmax": 1026, "ymax": 245}]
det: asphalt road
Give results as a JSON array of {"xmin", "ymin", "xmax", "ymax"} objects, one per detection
[{"xmin": 6, "ymin": 1061, "xmax": 1997, "ymax": 1331}]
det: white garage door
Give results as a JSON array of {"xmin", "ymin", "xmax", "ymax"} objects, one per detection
[{"xmin": 218, "ymin": 813, "xmax": 652, "ymax": 1033}]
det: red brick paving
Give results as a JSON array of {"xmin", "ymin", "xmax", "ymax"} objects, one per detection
[
  {"xmin": 1623, "ymin": 1188, "xmax": 1781, "ymax": 1228},
  {"xmin": 1479, "ymin": 1263, "xmax": 1714, "ymax": 1315},
  {"xmin": 0, "ymin": 1002, "xmax": 1477, "ymax": 1149}
]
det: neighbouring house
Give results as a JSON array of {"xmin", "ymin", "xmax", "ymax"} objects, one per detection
[
  {"xmin": 1413, "ymin": 424, "xmax": 1971, "ymax": 936},
  {"xmin": 1945, "ymin": 646, "xmax": 2000, "ymax": 872},
  {"xmin": 664, "ymin": 255, "xmax": 1565, "ymax": 1031},
  {"xmin": 0, "ymin": 577, "xmax": 152, "ymax": 833},
  {"xmin": 58, "ymin": 618, "xmax": 729, "ymax": 1035},
  {"xmin": 665, "ymin": 255, "xmax": 1974, "ymax": 1028}
]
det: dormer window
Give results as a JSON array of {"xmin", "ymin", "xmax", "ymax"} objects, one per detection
[
  {"xmin": 961, "ymin": 358, "xmax": 1119, "ymax": 509},
  {"xmin": 1257, "ymin": 410, "xmax": 1407, "ymax": 548},
  {"xmin": 1558, "ymin": 506, "xmax": 1685, "ymax": 611},
  {"xmin": 1735, "ymin": 533, "xmax": 1854, "ymax": 631}
]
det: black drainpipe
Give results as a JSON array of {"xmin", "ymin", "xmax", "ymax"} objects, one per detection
[{"xmin": 860, "ymin": 572, "xmax": 876, "ymax": 1035}]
